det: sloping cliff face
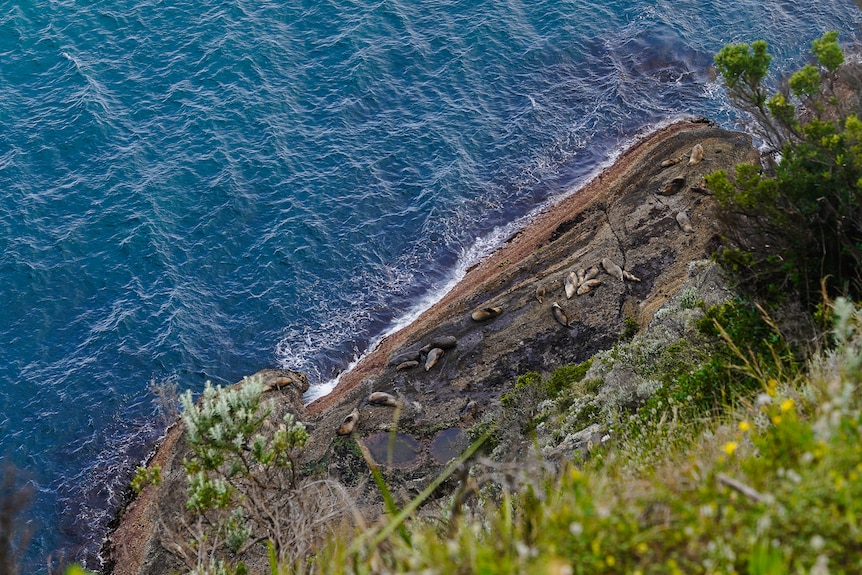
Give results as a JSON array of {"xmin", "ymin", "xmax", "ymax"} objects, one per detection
[{"xmin": 105, "ymin": 119, "xmax": 758, "ymax": 574}]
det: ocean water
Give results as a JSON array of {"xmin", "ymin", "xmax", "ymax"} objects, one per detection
[{"xmin": 0, "ymin": 0, "xmax": 859, "ymax": 570}]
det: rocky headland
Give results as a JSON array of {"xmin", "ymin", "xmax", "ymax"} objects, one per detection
[{"xmin": 104, "ymin": 118, "xmax": 759, "ymax": 574}]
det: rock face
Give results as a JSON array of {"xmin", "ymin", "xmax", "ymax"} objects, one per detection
[{"xmin": 104, "ymin": 120, "xmax": 758, "ymax": 574}]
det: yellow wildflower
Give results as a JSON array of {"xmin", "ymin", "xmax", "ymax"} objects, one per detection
[
  {"xmin": 780, "ymin": 398, "xmax": 795, "ymax": 413},
  {"xmin": 738, "ymin": 421, "xmax": 751, "ymax": 432},
  {"xmin": 767, "ymin": 379, "xmax": 778, "ymax": 396},
  {"xmin": 723, "ymin": 441, "xmax": 738, "ymax": 456}
]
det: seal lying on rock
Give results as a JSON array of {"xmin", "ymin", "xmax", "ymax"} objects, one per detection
[
  {"xmin": 336, "ymin": 408, "xmax": 360, "ymax": 436},
  {"xmin": 552, "ymin": 302, "xmax": 570, "ymax": 327},
  {"xmin": 388, "ymin": 350, "xmax": 421, "ymax": 367},
  {"xmin": 688, "ymin": 143, "xmax": 704, "ymax": 165},
  {"xmin": 471, "ymin": 306, "xmax": 502, "ymax": 321},
  {"xmin": 421, "ymin": 336, "xmax": 457, "ymax": 353},
  {"xmin": 676, "ymin": 211, "xmax": 694, "ymax": 233},
  {"xmin": 576, "ymin": 278, "xmax": 601, "ymax": 295},
  {"xmin": 535, "ymin": 284, "xmax": 546, "ymax": 304},
  {"xmin": 659, "ymin": 176, "xmax": 686, "ymax": 196},
  {"xmin": 564, "ymin": 272, "xmax": 578, "ymax": 299},
  {"xmin": 396, "ymin": 360, "xmax": 419, "ymax": 371},
  {"xmin": 368, "ymin": 392, "xmax": 398, "ymax": 407},
  {"xmin": 425, "ymin": 347, "xmax": 444, "ymax": 371},
  {"xmin": 623, "ymin": 270, "xmax": 641, "ymax": 282},
  {"xmin": 602, "ymin": 257, "xmax": 624, "ymax": 281}
]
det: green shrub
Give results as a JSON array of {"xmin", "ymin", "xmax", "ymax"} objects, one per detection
[
  {"xmin": 710, "ymin": 31, "xmax": 862, "ymax": 305},
  {"xmin": 547, "ymin": 358, "xmax": 593, "ymax": 396}
]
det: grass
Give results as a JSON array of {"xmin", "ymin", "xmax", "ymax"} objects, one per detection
[{"xmin": 307, "ymin": 296, "xmax": 862, "ymax": 574}]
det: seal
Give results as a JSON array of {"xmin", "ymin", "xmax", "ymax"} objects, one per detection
[
  {"xmin": 460, "ymin": 397, "xmax": 479, "ymax": 420},
  {"xmin": 584, "ymin": 266, "xmax": 600, "ymax": 283},
  {"xmin": 659, "ymin": 176, "xmax": 686, "ymax": 196},
  {"xmin": 623, "ymin": 270, "xmax": 641, "ymax": 282},
  {"xmin": 661, "ymin": 155, "xmax": 683, "ymax": 168},
  {"xmin": 471, "ymin": 306, "xmax": 502, "ymax": 321},
  {"xmin": 388, "ymin": 350, "xmax": 421, "ymax": 367},
  {"xmin": 602, "ymin": 257, "xmax": 624, "ymax": 281},
  {"xmin": 535, "ymin": 284, "xmax": 546, "ymax": 304},
  {"xmin": 551, "ymin": 302, "xmax": 570, "ymax": 327},
  {"xmin": 396, "ymin": 360, "xmax": 420, "ymax": 371},
  {"xmin": 368, "ymin": 392, "xmax": 398, "ymax": 407},
  {"xmin": 564, "ymin": 271, "xmax": 578, "ymax": 299},
  {"xmin": 420, "ymin": 336, "xmax": 457, "ymax": 354},
  {"xmin": 425, "ymin": 347, "xmax": 444, "ymax": 371},
  {"xmin": 336, "ymin": 408, "xmax": 360, "ymax": 436},
  {"xmin": 576, "ymin": 278, "xmax": 601, "ymax": 295},
  {"xmin": 688, "ymin": 143, "xmax": 704, "ymax": 165},
  {"xmin": 676, "ymin": 211, "xmax": 693, "ymax": 233},
  {"xmin": 262, "ymin": 374, "xmax": 303, "ymax": 393}
]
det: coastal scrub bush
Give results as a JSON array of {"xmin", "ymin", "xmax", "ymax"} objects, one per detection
[
  {"xmin": 162, "ymin": 376, "xmax": 353, "ymax": 574},
  {"xmin": 709, "ymin": 31, "xmax": 862, "ymax": 304},
  {"xmin": 312, "ymin": 298, "xmax": 862, "ymax": 575}
]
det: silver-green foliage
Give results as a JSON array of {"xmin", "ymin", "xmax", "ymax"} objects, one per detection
[{"xmin": 170, "ymin": 376, "xmax": 313, "ymax": 573}]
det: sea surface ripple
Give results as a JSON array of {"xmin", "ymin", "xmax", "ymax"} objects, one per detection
[{"xmin": 0, "ymin": 0, "xmax": 859, "ymax": 569}]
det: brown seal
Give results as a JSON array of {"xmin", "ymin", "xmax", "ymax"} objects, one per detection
[
  {"xmin": 396, "ymin": 360, "xmax": 420, "ymax": 371},
  {"xmin": 421, "ymin": 335, "xmax": 457, "ymax": 353},
  {"xmin": 471, "ymin": 306, "xmax": 502, "ymax": 321},
  {"xmin": 551, "ymin": 302, "xmax": 570, "ymax": 327},
  {"xmin": 425, "ymin": 347, "xmax": 444, "ymax": 371},
  {"xmin": 659, "ymin": 176, "xmax": 686, "ymax": 196},
  {"xmin": 336, "ymin": 408, "xmax": 360, "ymax": 436},
  {"xmin": 688, "ymin": 143, "xmax": 704, "ymax": 165},
  {"xmin": 564, "ymin": 271, "xmax": 578, "ymax": 299},
  {"xmin": 602, "ymin": 257, "xmax": 624, "ymax": 281},
  {"xmin": 535, "ymin": 284, "xmax": 546, "ymax": 304},
  {"xmin": 623, "ymin": 270, "xmax": 641, "ymax": 282},
  {"xmin": 368, "ymin": 392, "xmax": 398, "ymax": 407},
  {"xmin": 676, "ymin": 211, "xmax": 693, "ymax": 233},
  {"xmin": 388, "ymin": 349, "xmax": 421, "ymax": 366},
  {"xmin": 576, "ymin": 278, "xmax": 602, "ymax": 295}
]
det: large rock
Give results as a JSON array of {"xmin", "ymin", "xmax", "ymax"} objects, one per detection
[{"xmin": 104, "ymin": 120, "xmax": 758, "ymax": 574}]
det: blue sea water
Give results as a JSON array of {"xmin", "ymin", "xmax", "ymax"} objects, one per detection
[{"xmin": 0, "ymin": 0, "xmax": 859, "ymax": 570}]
